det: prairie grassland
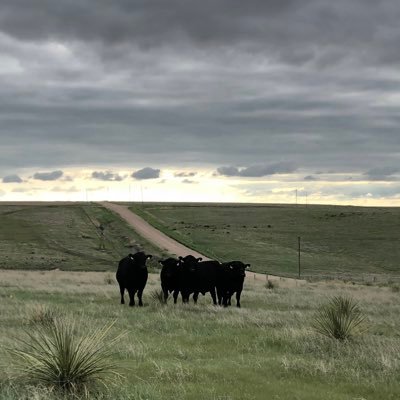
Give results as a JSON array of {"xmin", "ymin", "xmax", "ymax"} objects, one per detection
[
  {"xmin": 129, "ymin": 203, "xmax": 400, "ymax": 280},
  {"xmin": 0, "ymin": 203, "xmax": 162, "ymax": 271},
  {"xmin": 1, "ymin": 270, "xmax": 399, "ymax": 399}
]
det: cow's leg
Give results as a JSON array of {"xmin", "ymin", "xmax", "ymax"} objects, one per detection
[
  {"xmin": 173, "ymin": 289, "xmax": 179, "ymax": 304},
  {"xmin": 162, "ymin": 285, "xmax": 168, "ymax": 303},
  {"xmin": 223, "ymin": 291, "xmax": 229, "ymax": 307},
  {"xmin": 210, "ymin": 287, "xmax": 217, "ymax": 305},
  {"xmin": 119, "ymin": 284, "xmax": 125, "ymax": 305},
  {"xmin": 193, "ymin": 292, "xmax": 199, "ymax": 304},
  {"xmin": 137, "ymin": 288, "xmax": 144, "ymax": 307},
  {"xmin": 181, "ymin": 290, "xmax": 188, "ymax": 304},
  {"xmin": 236, "ymin": 290, "xmax": 241, "ymax": 308},
  {"xmin": 127, "ymin": 288, "xmax": 135, "ymax": 307},
  {"xmin": 217, "ymin": 288, "xmax": 223, "ymax": 306}
]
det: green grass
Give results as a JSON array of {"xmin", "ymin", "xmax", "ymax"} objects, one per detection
[
  {"xmin": 129, "ymin": 202, "xmax": 400, "ymax": 280},
  {"xmin": 1, "ymin": 270, "xmax": 400, "ymax": 399},
  {"xmin": 0, "ymin": 203, "xmax": 162, "ymax": 271}
]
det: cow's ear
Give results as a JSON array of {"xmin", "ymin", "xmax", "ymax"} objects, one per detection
[
  {"xmin": 197, "ymin": 257, "xmax": 203, "ymax": 262},
  {"xmin": 245, "ymin": 264, "xmax": 251, "ymax": 268},
  {"xmin": 159, "ymin": 260, "xmax": 164, "ymax": 265},
  {"xmin": 147, "ymin": 254, "xmax": 153, "ymax": 259},
  {"xmin": 178, "ymin": 256, "xmax": 183, "ymax": 260}
]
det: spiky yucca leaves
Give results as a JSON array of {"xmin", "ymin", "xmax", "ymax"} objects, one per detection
[
  {"xmin": 312, "ymin": 295, "xmax": 367, "ymax": 341},
  {"xmin": 8, "ymin": 318, "xmax": 125, "ymax": 395}
]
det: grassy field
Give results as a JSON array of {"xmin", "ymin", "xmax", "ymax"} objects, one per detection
[
  {"xmin": 0, "ymin": 270, "xmax": 399, "ymax": 399},
  {"xmin": 0, "ymin": 203, "xmax": 162, "ymax": 271},
  {"xmin": 129, "ymin": 203, "xmax": 400, "ymax": 280}
]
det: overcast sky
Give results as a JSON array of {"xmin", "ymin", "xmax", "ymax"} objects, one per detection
[{"xmin": 1, "ymin": 0, "xmax": 400, "ymax": 204}]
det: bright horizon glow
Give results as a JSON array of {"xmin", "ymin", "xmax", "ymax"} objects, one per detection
[{"xmin": 1, "ymin": 167, "xmax": 400, "ymax": 207}]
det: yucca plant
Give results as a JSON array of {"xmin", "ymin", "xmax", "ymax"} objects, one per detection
[
  {"xmin": 8, "ymin": 318, "xmax": 125, "ymax": 395},
  {"xmin": 312, "ymin": 295, "xmax": 367, "ymax": 341}
]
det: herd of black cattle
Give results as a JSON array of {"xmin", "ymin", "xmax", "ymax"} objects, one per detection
[{"xmin": 116, "ymin": 251, "xmax": 250, "ymax": 308}]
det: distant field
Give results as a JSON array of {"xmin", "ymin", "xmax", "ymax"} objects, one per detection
[
  {"xmin": 130, "ymin": 203, "xmax": 400, "ymax": 280},
  {"xmin": 1, "ymin": 270, "xmax": 400, "ymax": 399},
  {"xmin": 0, "ymin": 203, "xmax": 161, "ymax": 271}
]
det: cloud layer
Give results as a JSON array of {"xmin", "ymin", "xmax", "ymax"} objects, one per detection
[{"xmin": 0, "ymin": 0, "xmax": 399, "ymax": 204}]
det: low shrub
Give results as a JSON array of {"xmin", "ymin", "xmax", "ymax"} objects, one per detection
[
  {"xmin": 265, "ymin": 280, "xmax": 276, "ymax": 290},
  {"xmin": 312, "ymin": 295, "xmax": 367, "ymax": 341},
  {"xmin": 8, "ymin": 317, "xmax": 125, "ymax": 396}
]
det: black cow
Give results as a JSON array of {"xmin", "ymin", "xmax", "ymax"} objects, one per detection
[
  {"xmin": 159, "ymin": 257, "xmax": 181, "ymax": 303},
  {"xmin": 116, "ymin": 251, "xmax": 152, "ymax": 306},
  {"xmin": 219, "ymin": 261, "xmax": 250, "ymax": 308},
  {"xmin": 179, "ymin": 255, "xmax": 219, "ymax": 305}
]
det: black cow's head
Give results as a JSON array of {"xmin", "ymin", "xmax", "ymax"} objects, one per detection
[
  {"xmin": 178, "ymin": 255, "xmax": 202, "ymax": 272},
  {"xmin": 130, "ymin": 251, "xmax": 153, "ymax": 268},
  {"xmin": 159, "ymin": 257, "xmax": 180, "ymax": 277},
  {"xmin": 225, "ymin": 261, "xmax": 250, "ymax": 277}
]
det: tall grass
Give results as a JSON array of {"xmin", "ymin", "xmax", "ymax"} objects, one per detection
[
  {"xmin": 150, "ymin": 289, "xmax": 166, "ymax": 305},
  {"xmin": 8, "ymin": 317, "xmax": 125, "ymax": 395},
  {"xmin": 312, "ymin": 295, "xmax": 368, "ymax": 340},
  {"xmin": 28, "ymin": 305, "xmax": 60, "ymax": 327}
]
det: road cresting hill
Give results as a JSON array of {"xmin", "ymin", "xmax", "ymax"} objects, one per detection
[{"xmin": 100, "ymin": 201, "xmax": 302, "ymax": 284}]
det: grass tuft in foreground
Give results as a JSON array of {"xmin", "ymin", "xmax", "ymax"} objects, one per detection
[
  {"xmin": 8, "ymin": 317, "xmax": 125, "ymax": 396},
  {"xmin": 28, "ymin": 305, "xmax": 60, "ymax": 327},
  {"xmin": 312, "ymin": 295, "xmax": 368, "ymax": 340},
  {"xmin": 265, "ymin": 280, "xmax": 276, "ymax": 290},
  {"xmin": 150, "ymin": 289, "xmax": 166, "ymax": 305}
]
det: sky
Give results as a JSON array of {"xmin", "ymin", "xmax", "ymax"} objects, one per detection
[{"xmin": 1, "ymin": 0, "xmax": 400, "ymax": 205}]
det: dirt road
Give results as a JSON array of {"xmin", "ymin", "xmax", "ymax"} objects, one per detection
[
  {"xmin": 100, "ymin": 202, "xmax": 207, "ymax": 259},
  {"xmin": 100, "ymin": 202, "xmax": 301, "ymax": 284}
]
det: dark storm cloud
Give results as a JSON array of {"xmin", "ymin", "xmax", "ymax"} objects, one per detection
[
  {"xmin": 2, "ymin": 174, "xmax": 22, "ymax": 183},
  {"xmin": 92, "ymin": 171, "xmax": 125, "ymax": 181},
  {"xmin": 217, "ymin": 162, "xmax": 297, "ymax": 177},
  {"xmin": 131, "ymin": 167, "xmax": 160, "ymax": 180},
  {"xmin": 0, "ymin": 0, "xmax": 400, "ymax": 183},
  {"xmin": 1, "ymin": 0, "xmax": 400, "ymax": 67},
  {"xmin": 33, "ymin": 170, "xmax": 63, "ymax": 181}
]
